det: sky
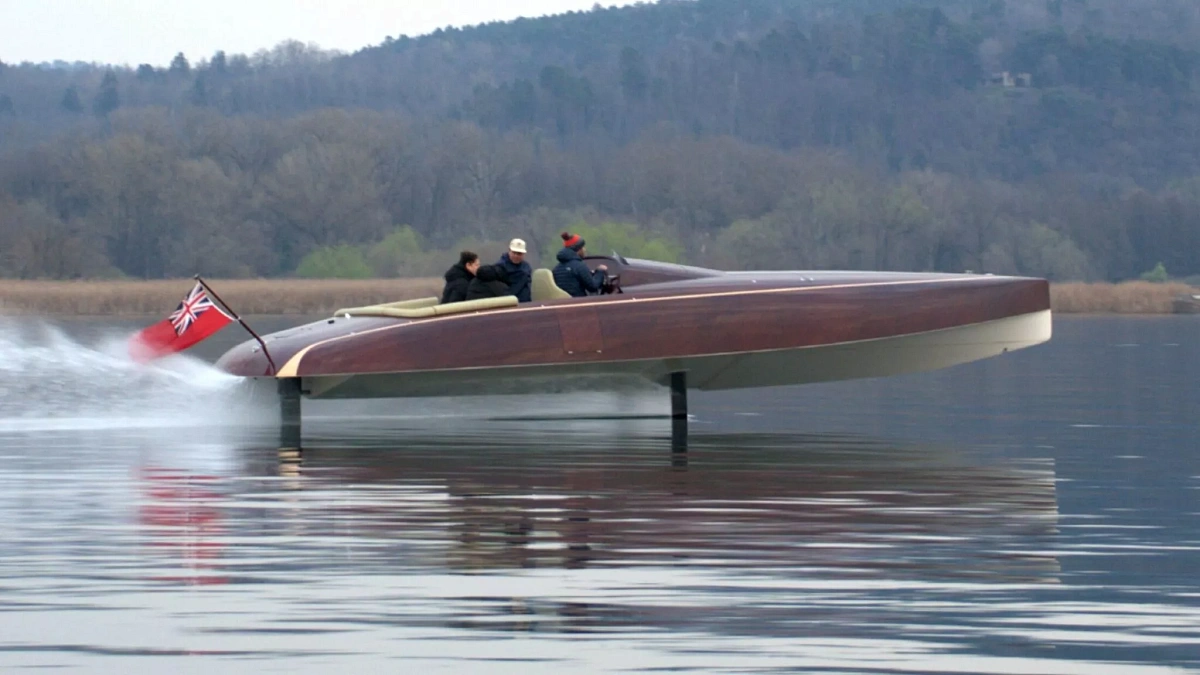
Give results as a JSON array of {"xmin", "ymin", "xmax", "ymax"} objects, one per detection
[{"xmin": 0, "ymin": 0, "xmax": 641, "ymax": 67}]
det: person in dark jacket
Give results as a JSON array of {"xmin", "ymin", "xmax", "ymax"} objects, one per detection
[
  {"xmin": 440, "ymin": 251, "xmax": 479, "ymax": 304},
  {"xmin": 552, "ymin": 232, "xmax": 607, "ymax": 298},
  {"xmin": 495, "ymin": 238, "xmax": 532, "ymax": 303},
  {"xmin": 466, "ymin": 264, "xmax": 511, "ymax": 300}
]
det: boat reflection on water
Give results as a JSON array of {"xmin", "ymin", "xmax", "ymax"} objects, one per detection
[
  {"xmin": 123, "ymin": 424, "xmax": 1065, "ymax": 637},
  {"xmin": 203, "ymin": 426, "xmax": 1062, "ymax": 584}
]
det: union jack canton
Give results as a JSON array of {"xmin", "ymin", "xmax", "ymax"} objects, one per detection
[{"xmin": 169, "ymin": 283, "xmax": 219, "ymax": 335}]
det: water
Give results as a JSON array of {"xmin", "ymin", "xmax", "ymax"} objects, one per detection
[{"xmin": 0, "ymin": 315, "xmax": 1197, "ymax": 673}]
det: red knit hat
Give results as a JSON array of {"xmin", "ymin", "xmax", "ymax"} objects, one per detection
[{"xmin": 561, "ymin": 231, "xmax": 585, "ymax": 251}]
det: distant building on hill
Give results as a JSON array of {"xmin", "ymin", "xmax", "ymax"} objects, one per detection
[{"xmin": 987, "ymin": 71, "xmax": 1033, "ymax": 88}]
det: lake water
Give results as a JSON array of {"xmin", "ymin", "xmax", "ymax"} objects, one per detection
[{"xmin": 0, "ymin": 315, "xmax": 1197, "ymax": 673}]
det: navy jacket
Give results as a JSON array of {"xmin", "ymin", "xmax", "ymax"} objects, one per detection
[
  {"xmin": 466, "ymin": 264, "xmax": 510, "ymax": 300},
  {"xmin": 553, "ymin": 247, "xmax": 605, "ymax": 297},
  {"xmin": 495, "ymin": 253, "xmax": 532, "ymax": 302},
  {"xmin": 440, "ymin": 262, "xmax": 472, "ymax": 304}
]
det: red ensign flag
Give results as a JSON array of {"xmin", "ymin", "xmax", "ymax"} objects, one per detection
[{"xmin": 129, "ymin": 281, "xmax": 233, "ymax": 362}]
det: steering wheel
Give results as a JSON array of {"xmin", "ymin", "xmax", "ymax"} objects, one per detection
[{"xmin": 601, "ymin": 273, "xmax": 622, "ymax": 295}]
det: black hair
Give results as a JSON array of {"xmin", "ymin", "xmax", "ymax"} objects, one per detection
[{"xmin": 458, "ymin": 250, "xmax": 479, "ymax": 265}]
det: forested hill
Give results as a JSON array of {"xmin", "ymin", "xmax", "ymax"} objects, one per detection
[{"xmin": 2, "ymin": 0, "xmax": 1199, "ymax": 282}]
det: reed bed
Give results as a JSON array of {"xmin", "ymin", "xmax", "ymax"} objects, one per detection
[
  {"xmin": 0, "ymin": 278, "xmax": 1195, "ymax": 316},
  {"xmin": 1050, "ymin": 281, "xmax": 1198, "ymax": 314},
  {"xmin": 0, "ymin": 278, "xmax": 444, "ymax": 316}
]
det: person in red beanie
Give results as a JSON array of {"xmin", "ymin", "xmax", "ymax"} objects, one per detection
[{"xmin": 552, "ymin": 231, "xmax": 607, "ymax": 297}]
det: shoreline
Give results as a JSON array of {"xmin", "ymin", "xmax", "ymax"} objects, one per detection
[{"xmin": 0, "ymin": 278, "xmax": 1195, "ymax": 316}]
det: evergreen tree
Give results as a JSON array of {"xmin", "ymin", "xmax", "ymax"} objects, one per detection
[
  {"xmin": 169, "ymin": 52, "xmax": 190, "ymax": 76},
  {"xmin": 136, "ymin": 64, "xmax": 158, "ymax": 81},
  {"xmin": 92, "ymin": 70, "xmax": 119, "ymax": 117},
  {"xmin": 60, "ymin": 86, "xmax": 83, "ymax": 113},
  {"xmin": 190, "ymin": 75, "xmax": 209, "ymax": 106},
  {"xmin": 619, "ymin": 47, "xmax": 649, "ymax": 101}
]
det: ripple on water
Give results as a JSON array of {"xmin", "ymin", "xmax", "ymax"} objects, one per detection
[{"xmin": 0, "ymin": 315, "xmax": 1198, "ymax": 672}]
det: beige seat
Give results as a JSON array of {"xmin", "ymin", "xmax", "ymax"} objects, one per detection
[
  {"xmin": 532, "ymin": 268, "xmax": 570, "ymax": 301},
  {"xmin": 334, "ymin": 295, "xmax": 516, "ymax": 318}
]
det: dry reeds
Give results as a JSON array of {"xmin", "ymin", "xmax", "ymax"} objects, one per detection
[
  {"xmin": 0, "ymin": 278, "xmax": 444, "ymax": 316},
  {"xmin": 1050, "ymin": 281, "xmax": 1198, "ymax": 314},
  {"xmin": 1, "ymin": 277, "xmax": 1195, "ymax": 316}
]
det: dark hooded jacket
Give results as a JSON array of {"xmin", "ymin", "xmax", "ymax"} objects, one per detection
[
  {"xmin": 552, "ymin": 247, "xmax": 605, "ymax": 298},
  {"xmin": 440, "ymin": 262, "xmax": 473, "ymax": 304},
  {"xmin": 495, "ymin": 252, "xmax": 532, "ymax": 302},
  {"xmin": 466, "ymin": 264, "xmax": 511, "ymax": 300}
]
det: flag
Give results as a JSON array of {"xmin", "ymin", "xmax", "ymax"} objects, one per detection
[{"xmin": 129, "ymin": 281, "xmax": 234, "ymax": 362}]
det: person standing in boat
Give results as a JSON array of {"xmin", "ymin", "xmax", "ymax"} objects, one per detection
[
  {"xmin": 440, "ymin": 251, "xmax": 479, "ymax": 304},
  {"xmin": 466, "ymin": 263, "xmax": 511, "ymax": 300},
  {"xmin": 553, "ymin": 232, "xmax": 607, "ymax": 297},
  {"xmin": 495, "ymin": 238, "xmax": 532, "ymax": 303}
]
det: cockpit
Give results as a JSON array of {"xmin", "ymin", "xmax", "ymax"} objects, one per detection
[{"xmin": 329, "ymin": 255, "xmax": 723, "ymax": 320}]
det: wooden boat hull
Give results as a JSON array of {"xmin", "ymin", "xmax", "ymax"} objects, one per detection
[
  {"xmin": 1173, "ymin": 294, "xmax": 1200, "ymax": 314},
  {"xmin": 215, "ymin": 265, "xmax": 1051, "ymax": 400}
]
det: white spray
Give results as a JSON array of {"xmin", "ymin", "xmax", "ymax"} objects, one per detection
[{"xmin": 0, "ymin": 318, "xmax": 271, "ymax": 433}]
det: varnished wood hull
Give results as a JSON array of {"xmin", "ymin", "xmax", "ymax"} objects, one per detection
[{"xmin": 214, "ymin": 264, "xmax": 1052, "ymax": 399}]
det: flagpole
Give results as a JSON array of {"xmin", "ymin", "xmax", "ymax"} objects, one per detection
[{"xmin": 194, "ymin": 275, "xmax": 279, "ymax": 375}]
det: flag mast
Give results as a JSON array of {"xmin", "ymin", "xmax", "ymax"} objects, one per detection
[{"xmin": 193, "ymin": 275, "xmax": 278, "ymax": 375}]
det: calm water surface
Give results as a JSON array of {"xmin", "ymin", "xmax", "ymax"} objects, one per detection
[{"xmin": 0, "ymin": 315, "xmax": 1197, "ymax": 673}]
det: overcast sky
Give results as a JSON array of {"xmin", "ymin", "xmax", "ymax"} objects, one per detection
[{"xmin": 1, "ymin": 0, "xmax": 640, "ymax": 67}]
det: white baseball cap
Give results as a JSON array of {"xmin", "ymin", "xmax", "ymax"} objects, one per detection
[{"xmin": 508, "ymin": 238, "xmax": 527, "ymax": 253}]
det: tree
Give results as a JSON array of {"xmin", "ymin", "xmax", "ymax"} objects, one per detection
[
  {"xmin": 982, "ymin": 222, "xmax": 1094, "ymax": 280},
  {"xmin": 0, "ymin": 200, "xmax": 113, "ymax": 278},
  {"xmin": 538, "ymin": 65, "xmax": 596, "ymax": 137},
  {"xmin": 92, "ymin": 70, "xmax": 120, "ymax": 117},
  {"xmin": 571, "ymin": 220, "xmax": 683, "ymax": 262},
  {"xmin": 367, "ymin": 226, "xmax": 424, "ymax": 276},
  {"xmin": 169, "ymin": 52, "xmax": 191, "ymax": 76},
  {"xmin": 1141, "ymin": 261, "xmax": 1169, "ymax": 282},
  {"xmin": 258, "ymin": 140, "xmax": 391, "ymax": 269},
  {"xmin": 2, "ymin": 0, "xmax": 1200, "ymax": 282},
  {"xmin": 159, "ymin": 157, "xmax": 270, "ymax": 277},
  {"xmin": 0, "ymin": 94, "xmax": 13, "ymax": 117},
  {"xmin": 619, "ymin": 47, "xmax": 650, "ymax": 101},
  {"xmin": 190, "ymin": 75, "xmax": 209, "ymax": 106},
  {"xmin": 60, "ymin": 86, "xmax": 83, "ymax": 114},
  {"xmin": 296, "ymin": 244, "xmax": 373, "ymax": 278}
]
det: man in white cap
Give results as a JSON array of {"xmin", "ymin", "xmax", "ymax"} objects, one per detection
[{"xmin": 496, "ymin": 237, "xmax": 532, "ymax": 302}]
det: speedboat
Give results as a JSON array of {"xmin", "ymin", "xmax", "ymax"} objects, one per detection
[{"xmin": 215, "ymin": 254, "xmax": 1051, "ymax": 440}]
